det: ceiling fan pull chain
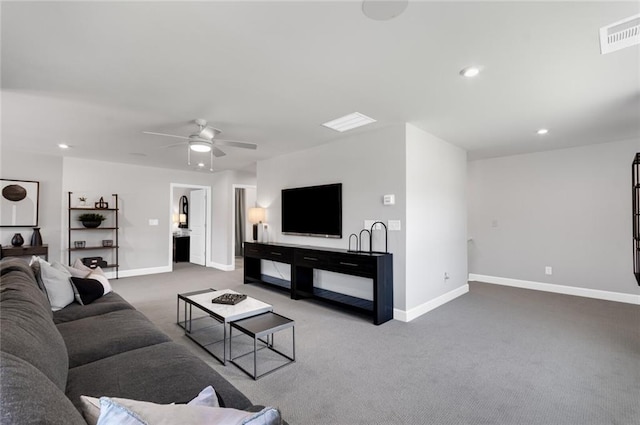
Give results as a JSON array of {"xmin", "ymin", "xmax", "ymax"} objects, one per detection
[
  {"xmin": 187, "ymin": 145, "xmax": 191, "ymax": 166},
  {"xmin": 210, "ymin": 150, "xmax": 214, "ymax": 172}
]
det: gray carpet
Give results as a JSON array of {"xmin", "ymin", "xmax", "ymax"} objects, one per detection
[{"xmin": 111, "ymin": 262, "xmax": 640, "ymax": 425}]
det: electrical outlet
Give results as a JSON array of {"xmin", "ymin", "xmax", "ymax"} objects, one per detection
[
  {"xmin": 545, "ymin": 266, "xmax": 552, "ymax": 275},
  {"xmin": 148, "ymin": 219, "xmax": 159, "ymax": 226}
]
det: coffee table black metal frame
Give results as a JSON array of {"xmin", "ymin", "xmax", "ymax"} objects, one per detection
[
  {"xmin": 229, "ymin": 311, "xmax": 295, "ymax": 380},
  {"xmin": 176, "ymin": 288, "xmax": 272, "ymax": 365}
]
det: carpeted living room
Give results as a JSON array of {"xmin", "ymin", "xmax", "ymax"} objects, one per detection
[{"xmin": 1, "ymin": 1, "xmax": 639, "ymax": 425}]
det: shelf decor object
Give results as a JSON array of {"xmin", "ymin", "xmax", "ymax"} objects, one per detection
[
  {"xmin": 1, "ymin": 179, "xmax": 39, "ymax": 227},
  {"xmin": 68, "ymin": 192, "xmax": 119, "ymax": 279},
  {"xmin": 95, "ymin": 197, "xmax": 109, "ymax": 209},
  {"xmin": 633, "ymin": 153, "xmax": 639, "ymax": 285},
  {"xmin": 78, "ymin": 213, "xmax": 106, "ymax": 228}
]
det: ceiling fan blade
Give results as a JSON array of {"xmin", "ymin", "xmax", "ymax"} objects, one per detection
[
  {"xmin": 213, "ymin": 139, "xmax": 258, "ymax": 150},
  {"xmin": 142, "ymin": 131, "xmax": 190, "ymax": 140},
  {"xmin": 163, "ymin": 142, "xmax": 187, "ymax": 148},
  {"xmin": 211, "ymin": 146, "xmax": 226, "ymax": 157}
]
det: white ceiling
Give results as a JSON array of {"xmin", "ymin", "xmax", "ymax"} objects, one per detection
[{"xmin": 2, "ymin": 1, "xmax": 639, "ymax": 173}]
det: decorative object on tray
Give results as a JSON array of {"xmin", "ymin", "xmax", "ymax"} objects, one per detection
[
  {"xmin": 95, "ymin": 196, "xmax": 109, "ymax": 209},
  {"xmin": 102, "ymin": 239, "xmax": 113, "ymax": 247},
  {"xmin": 78, "ymin": 213, "xmax": 106, "ymax": 228},
  {"xmin": 74, "ymin": 241, "xmax": 86, "ymax": 249},
  {"xmin": 1, "ymin": 179, "xmax": 39, "ymax": 227},
  {"xmin": 212, "ymin": 293, "xmax": 247, "ymax": 305},
  {"xmin": 11, "ymin": 233, "xmax": 24, "ymax": 247},
  {"xmin": 30, "ymin": 228, "xmax": 43, "ymax": 246}
]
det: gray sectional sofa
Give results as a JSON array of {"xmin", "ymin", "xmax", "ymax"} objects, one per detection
[{"xmin": 0, "ymin": 257, "xmax": 257, "ymax": 424}]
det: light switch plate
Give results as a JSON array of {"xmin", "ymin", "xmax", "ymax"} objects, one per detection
[
  {"xmin": 149, "ymin": 219, "xmax": 159, "ymax": 226},
  {"xmin": 383, "ymin": 194, "xmax": 395, "ymax": 205},
  {"xmin": 388, "ymin": 220, "xmax": 401, "ymax": 231}
]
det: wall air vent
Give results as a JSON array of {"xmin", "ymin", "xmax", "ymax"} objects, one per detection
[{"xmin": 600, "ymin": 13, "xmax": 640, "ymax": 54}]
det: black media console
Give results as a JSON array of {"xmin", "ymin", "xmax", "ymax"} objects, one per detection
[{"xmin": 243, "ymin": 242, "xmax": 393, "ymax": 325}]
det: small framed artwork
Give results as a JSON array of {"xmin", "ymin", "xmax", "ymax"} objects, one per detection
[{"xmin": 1, "ymin": 179, "xmax": 39, "ymax": 227}]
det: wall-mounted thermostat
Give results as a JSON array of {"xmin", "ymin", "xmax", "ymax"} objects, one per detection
[{"xmin": 383, "ymin": 194, "xmax": 395, "ymax": 205}]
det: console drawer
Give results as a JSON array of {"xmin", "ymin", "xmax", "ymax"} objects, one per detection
[
  {"xmin": 329, "ymin": 253, "xmax": 377, "ymax": 276},
  {"xmin": 294, "ymin": 250, "xmax": 330, "ymax": 268},
  {"xmin": 244, "ymin": 243, "xmax": 293, "ymax": 263}
]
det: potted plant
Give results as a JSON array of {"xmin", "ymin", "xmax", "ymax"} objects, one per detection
[{"xmin": 78, "ymin": 213, "xmax": 106, "ymax": 228}]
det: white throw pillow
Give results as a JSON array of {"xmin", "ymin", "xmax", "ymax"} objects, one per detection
[
  {"xmin": 96, "ymin": 397, "xmax": 281, "ymax": 425},
  {"xmin": 80, "ymin": 386, "xmax": 220, "ymax": 425},
  {"xmin": 39, "ymin": 261, "xmax": 75, "ymax": 311}
]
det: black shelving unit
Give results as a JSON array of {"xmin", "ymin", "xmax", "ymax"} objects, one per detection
[
  {"xmin": 633, "ymin": 153, "xmax": 639, "ymax": 285},
  {"xmin": 68, "ymin": 192, "xmax": 119, "ymax": 278}
]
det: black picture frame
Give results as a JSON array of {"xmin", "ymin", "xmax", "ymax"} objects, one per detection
[{"xmin": 1, "ymin": 179, "xmax": 40, "ymax": 227}]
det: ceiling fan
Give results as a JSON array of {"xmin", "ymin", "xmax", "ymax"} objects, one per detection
[{"xmin": 143, "ymin": 119, "xmax": 257, "ymax": 171}]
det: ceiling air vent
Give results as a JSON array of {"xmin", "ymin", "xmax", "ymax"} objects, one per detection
[{"xmin": 600, "ymin": 13, "xmax": 640, "ymax": 54}]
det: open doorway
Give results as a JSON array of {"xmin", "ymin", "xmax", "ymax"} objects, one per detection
[
  {"xmin": 169, "ymin": 183, "xmax": 212, "ymax": 269},
  {"xmin": 232, "ymin": 185, "xmax": 256, "ymax": 270}
]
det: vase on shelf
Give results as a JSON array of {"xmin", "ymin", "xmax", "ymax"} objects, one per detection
[
  {"xmin": 30, "ymin": 228, "xmax": 43, "ymax": 246},
  {"xmin": 11, "ymin": 233, "xmax": 24, "ymax": 247}
]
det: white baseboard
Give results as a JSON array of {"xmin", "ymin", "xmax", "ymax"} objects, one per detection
[
  {"xmin": 394, "ymin": 284, "xmax": 470, "ymax": 322},
  {"xmin": 105, "ymin": 265, "xmax": 172, "ymax": 279},
  {"xmin": 468, "ymin": 274, "xmax": 640, "ymax": 305},
  {"xmin": 208, "ymin": 262, "xmax": 234, "ymax": 271}
]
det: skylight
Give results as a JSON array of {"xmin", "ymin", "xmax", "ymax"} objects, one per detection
[{"xmin": 322, "ymin": 112, "xmax": 377, "ymax": 132}]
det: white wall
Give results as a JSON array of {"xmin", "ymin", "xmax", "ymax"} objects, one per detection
[
  {"xmin": 61, "ymin": 157, "xmax": 254, "ymax": 274},
  {"xmin": 257, "ymin": 125, "xmax": 408, "ymax": 309},
  {"xmin": 1, "ymin": 150, "xmax": 64, "ymax": 262},
  {"xmin": 468, "ymin": 138, "xmax": 640, "ymax": 298},
  {"xmin": 405, "ymin": 124, "xmax": 468, "ymax": 313}
]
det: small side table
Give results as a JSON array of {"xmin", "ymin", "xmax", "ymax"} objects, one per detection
[
  {"xmin": 230, "ymin": 312, "xmax": 295, "ymax": 380},
  {"xmin": 0, "ymin": 244, "xmax": 48, "ymax": 261}
]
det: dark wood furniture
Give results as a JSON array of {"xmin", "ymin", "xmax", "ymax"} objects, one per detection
[
  {"xmin": 633, "ymin": 153, "xmax": 639, "ymax": 285},
  {"xmin": 67, "ymin": 192, "xmax": 119, "ymax": 278},
  {"xmin": 244, "ymin": 242, "xmax": 393, "ymax": 325},
  {"xmin": 0, "ymin": 244, "xmax": 48, "ymax": 261},
  {"xmin": 173, "ymin": 235, "xmax": 190, "ymax": 262}
]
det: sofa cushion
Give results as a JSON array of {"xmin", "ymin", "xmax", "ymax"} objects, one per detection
[
  {"xmin": 0, "ymin": 351, "xmax": 86, "ymax": 425},
  {"xmin": 39, "ymin": 260, "xmax": 76, "ymax": 311},
  {"xmin": 56, "ymin": 309, "xmax": 172, "ymax": 368},
  {"xmin": 66, "ymin": 342, "xmax": 252, "ymax": 411},
  {"xmin": 0, "ymin": 266, "xmax": 69, "ymax": 391},
  {"xmin": 53, "ymin": 292, "xmax": 135, "ymax": 324},
  {"xmin": 95, "ymin": 397, "xmax": 281, "ymax": 425}
]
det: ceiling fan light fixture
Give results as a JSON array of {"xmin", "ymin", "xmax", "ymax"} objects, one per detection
[{"xmin": 189, "ymin": 141, "xmax": 212, "ymax": 152}]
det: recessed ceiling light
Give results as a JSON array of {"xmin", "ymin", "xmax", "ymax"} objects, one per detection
[
  {"xmin": 58, "ymin": 143, "xmax": 70, "ymax": 149},
  {"xmin": 322, "ymin": 112, "xmax": 376, "ymax": 132},
  {"xmin": 197, "ymin": 162, "xmax": 205, "ymax": 167},
  {"xmin": 362, "ymin": 0, "xmax": 409, "ymax": 21},
  {"xmin": 537, "ymin": 128, "xmax": 549, "ymax": 135},
  {"xmin": 460, "ymin": 66, "xmax": 480, "ymax": 78}
]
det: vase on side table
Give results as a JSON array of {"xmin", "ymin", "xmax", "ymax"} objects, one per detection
[
  {"xmin": 30, "ymin": 228, "xmax": 43, "ymax": 246},
  {"xmin": 11, "ymin": 233, "xmax": 24, "ymax": 247}
]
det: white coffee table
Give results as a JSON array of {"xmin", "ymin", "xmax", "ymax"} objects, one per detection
[{"xmin": 177, "ymin": 288, "xmax": 272, "ymax": 365}]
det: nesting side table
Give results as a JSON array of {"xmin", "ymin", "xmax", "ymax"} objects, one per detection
[{"xmin": 229, "ymin": 312, "xmax": 295, "ymax": 380}]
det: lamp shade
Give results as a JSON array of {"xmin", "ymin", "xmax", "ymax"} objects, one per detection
[
  {"xmin": 248, "ymin": 207, "xmax": 265, "ymax": 224},
  {"xmin": 179, "ymin": 214, "xmax": 187, "ymax": 224}
]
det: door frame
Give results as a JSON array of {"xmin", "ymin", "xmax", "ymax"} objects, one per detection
[
  {"xmin": 169, "ymin": 183, "xmax": 212, "ymax": 270},
  {"xmin": 231, "ymin": 184, "xmax": 256, "ymax": 271}
]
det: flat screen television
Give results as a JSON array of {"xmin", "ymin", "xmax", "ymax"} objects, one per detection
[{"xmin": 281, "ymin": 183, "xmax": 342, "ymax": 238}]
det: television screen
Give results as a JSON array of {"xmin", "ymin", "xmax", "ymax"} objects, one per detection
[{"xmin": 281, "ymin": 183, "xmax": 342, "ymax": 238}]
